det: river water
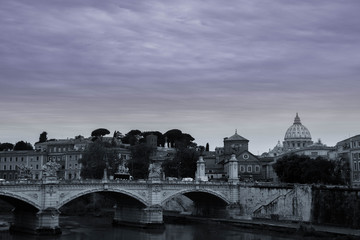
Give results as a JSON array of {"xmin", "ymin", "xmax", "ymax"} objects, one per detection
[{"xmin": 0, "ymin": 216, "xmax": 346, "ymax": 240}]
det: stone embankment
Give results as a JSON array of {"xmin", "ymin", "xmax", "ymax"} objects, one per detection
[{"xmin": 164, "ymin": 212, "xmax": 360, "ymax": 239}]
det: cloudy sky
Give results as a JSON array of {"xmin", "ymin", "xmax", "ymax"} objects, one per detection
[{"xmin": 1, "ymin": 0, "xmax": 359, "ymax": 154}]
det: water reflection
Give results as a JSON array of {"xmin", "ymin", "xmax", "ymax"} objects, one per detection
[{"xmin": 0, "ymin": 216, "xmax": 345, "ymax": 240}]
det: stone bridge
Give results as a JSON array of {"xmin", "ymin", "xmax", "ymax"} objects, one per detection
[{"xmin": 0, "ymin": 179, "xmax": 312, "ymax": 235}]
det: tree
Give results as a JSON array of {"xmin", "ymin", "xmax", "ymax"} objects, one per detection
[
  {"xmin": 162, "ymin": 147, "xmax": 199, "ymax": 178},
  {"xmin": 39, "ymin": 131, "xmax": 47, "ymax": 143},
  {"xmin": 0, "ymin": 143, "xmax": 14, "ymax": 151},
  {"xmin": 91, "ymin": 128, "xmax": 110, "ymax": 137},
  {"xmin": 80, "ymin": 140, "xmax": 122, "ymax": 179},
  {"xmin": 164, "ymin": 129, "xmax": 183, "ymax": 148},
  {"xmin": 127, "ymin": 143, "xmax": 153, "ymax": 179},
  {"xmin": 13, "ymin": 141, "xmax": 33, "ymax": 151},
  {"xmin": 164, "ymin": 129, "xmax": 195, "ymax": 148},
  {"xmin": 273, "ymin": 154, "xmax": 344, "ymax": 185},
  {"xmin": 140, "ymin": 131, "xmax": 165, "ymax": 147},
  {"xmin": 122, "ymin": 130, "xmax": 142, "ymax": 146}
]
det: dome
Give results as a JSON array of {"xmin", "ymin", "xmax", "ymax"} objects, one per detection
[{"xmin": 284, "ymin": 113, "xmax": 312, "ymax": 140}]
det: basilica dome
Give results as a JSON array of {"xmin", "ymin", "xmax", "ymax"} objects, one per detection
[
  {"xmin": 284, "ymin": 113, "xmax": 311, "ymax": 140},
  {"xmin": 283, "ymin": 113, "xmax": 313, "ymax": 150}
]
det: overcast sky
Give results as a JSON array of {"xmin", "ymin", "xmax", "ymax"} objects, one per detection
[{"xmin": 1, "ymin": 0, "xmax": 359, "ymax": 154}]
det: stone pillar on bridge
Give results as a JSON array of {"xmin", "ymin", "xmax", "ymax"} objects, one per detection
[
  {"xmin": 113, "ymin": 204, "xmax": 163, "ymax": 228},
  {"xmin": 195, "ymin": 156, "xmax": 208, "ymax": 181},
  {"xmin": 10, "ymin": 207, "xmax": 61, "ymax": 235},
  {"xmin": 228, "ymin": 154, "xmax": 239, "ymax": 183}
]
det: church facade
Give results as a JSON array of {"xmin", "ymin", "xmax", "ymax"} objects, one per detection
[{"xmin": 205, "ymin": 131, "xmax": 266, "ymax": 181}]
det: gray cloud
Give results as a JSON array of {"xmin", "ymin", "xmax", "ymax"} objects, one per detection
[{"xmin": 1, "ymin": 0, "xmax": 360, "ymax": 153}]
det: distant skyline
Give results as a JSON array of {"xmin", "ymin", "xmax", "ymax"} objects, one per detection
[{"xmin": 1, "ymin": 0, "xmax": 360, "ymax": 154}]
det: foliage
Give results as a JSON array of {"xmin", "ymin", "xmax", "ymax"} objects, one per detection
[
  {"xmin": 0, "ymin": 143, "xmax": 14, "ymax": 151},
  {"xmin": 164, "ymin": 129, "xmax": 195, "ymax": 148},
  {"xmin": 122, "ymin": 129, "xmax": 142, "ymax": 146},
  {"xmin": 273, "ymin": 154, "xmax": 345, "ymax": 184},
  {"xmin": 80, "ymin": 140, "xmax": 122, "ymax": 179},
  {"xmin": 91, "ymin": 128, "xmax": 110, "ymax": 137},
  {"xmin": 127, "ymin": 143, "xmax": 153, "ymax": 179},
  {"xmin": 75, "ymin": 135, "xmax": 84, "ymax": 139},
  {"xmin": 162, "ymin": 147, "xmax": 199, "ymax": 178},
  {"xmin": 13, "ymin": 141, "xmax": 33, "ymax": 151},
  {"xmin": 39, "ymin": 131, "xmax": 47, "ymax": 143},
  {"xmin": 140, "ymin": 131, "xmax": 165, "ymax": 147}
]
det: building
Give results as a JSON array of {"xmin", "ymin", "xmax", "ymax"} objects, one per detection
[
  {"xmin": 261, "ymin": 113, "xmax": 337, "ymax": 182},
  {"xmin": 0, "ymin": 150, "xmax": 47, "ymax": 180},
  {"xmin": 283, "ymin": 113, "xmax": 313, "ymax": 151},
  {"xmin": 205, "ymin": 130, "xmax": 265, "ymax": 181},
  {"xmin": 35, "ymin": 138, "xmax": 92, "ymax": 180},
  {"xmin": 335, "ymin": 135, "xmax": 360, "ymax": 187},
  {"xmin": 265, "ymin": 113, "xmax": 335, "ymax": 160}
]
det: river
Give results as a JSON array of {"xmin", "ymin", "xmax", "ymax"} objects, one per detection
[{"xmin": 0, "ymin": 216, "xmax": 347, "ymax": 240}]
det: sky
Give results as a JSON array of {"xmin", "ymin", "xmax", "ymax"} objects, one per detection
[{"xmin": 1, "ymin": 0, "xmax": 360, "ymax": 154}]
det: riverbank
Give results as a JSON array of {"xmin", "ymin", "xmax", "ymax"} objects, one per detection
[{"xmin": 163, "ymin": 211, "xmax": 360, "ymax": 239}]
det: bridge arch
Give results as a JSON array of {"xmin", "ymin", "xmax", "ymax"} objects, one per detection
[
  {"xmin": 161, "ymin": 188, "xmax": 230, "ymax": 206},
  {"xmin": 58, "ymin": 188, "xmax": 148, "ymax": 209},
  {"xmin": 0, "ymin": 191, "xmax": 40, "ymax": 210}
]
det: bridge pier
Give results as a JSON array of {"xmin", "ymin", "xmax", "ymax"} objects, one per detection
[
  {"xmin": 113, "ymin": 204, "xmax": 164, "ymax": 228},
  {"xmin": 10, "ymin": 207, "xmax": 61, "ymax": 235}
]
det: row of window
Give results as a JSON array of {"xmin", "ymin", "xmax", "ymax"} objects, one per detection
[
  {"xmin": 0, "ymin": 173, "xmax": 40, "ymax": 180},
  {"xmin": 0, "ymin": 156, "xmax": 41, "ymax": 162},
  {"xmin": 286, "ymin": 142, "xmax": 308, "ymax": 148},
  {"xmin": 239, "ymin": 165, "xmax": 260, "ymax": 173},
  {"xmin": 48, "ymin": 155, "xmax": 80, "ymax": 161},
  {"xmin": 49, "ymin": 146, "xmax": 73, "ymax": 153},
  {"xmin": 3, "ymin": 164, "xmax": 40, "ymax": 170}
]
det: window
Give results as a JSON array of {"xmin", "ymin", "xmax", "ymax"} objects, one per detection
[
  {"xmin": 255, "ymin": 165, "xmax": 260, "ymax": 173},
  {"xmin": 247, "ymin": 165, "xmax": 252, "ymax": 172},
  {"xmin": 10, "ymin": 157, "xmax": 12, "ymax": 162},
  {"xmin": 36, "ymin": 164, "xmax": 39, "ymax": 170},
  {"xmin": 9, "ymin": 165, "xmax": 12, "ymax": 170},
  {"xmin": 354, "ymin": 161, "xmax": 358, "ymax": 171},
  {"xmin": 3, "ymin": 166, "xmax": 6, "ymax": 170},
  {"xmin": 240, "ymin": 165, "xmax": 245, "ymax": 173}
]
